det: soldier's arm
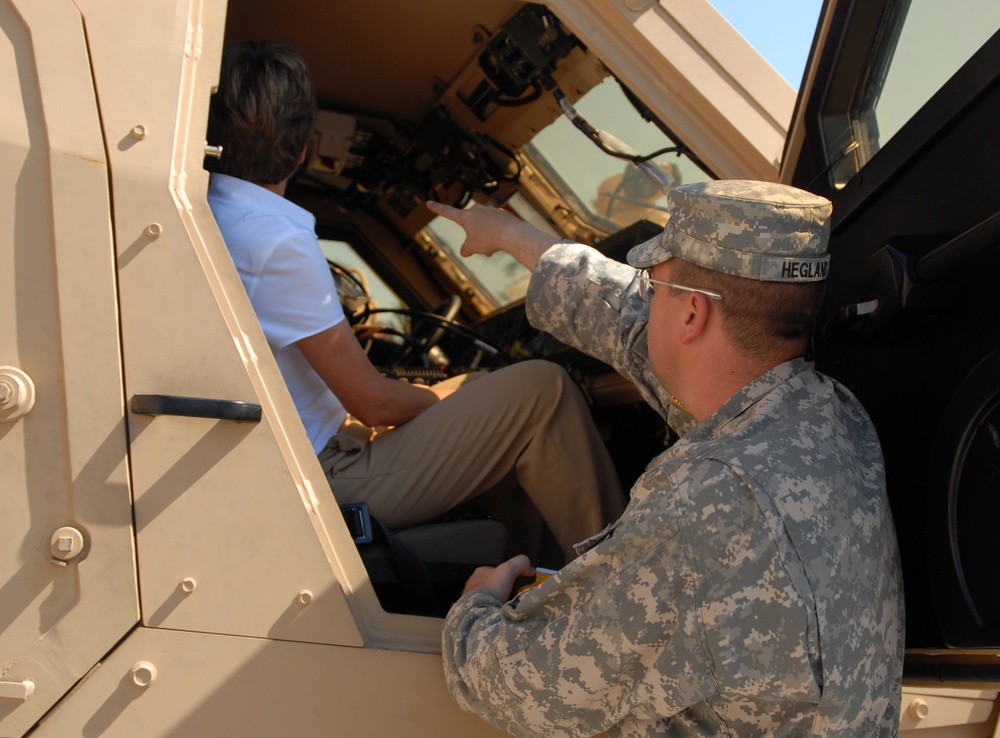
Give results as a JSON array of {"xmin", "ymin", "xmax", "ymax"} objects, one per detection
[
  {"xmin": 440, "ymin": 490, "xmax": 713, "ymax": 738},
  {"xmin": 424, "ymin": 200, "xmax": 557, "ymax": 270}
]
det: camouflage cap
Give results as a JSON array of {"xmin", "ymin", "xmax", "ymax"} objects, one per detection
[{"xmin": 626, "ymin": 180, "xmax": 832, "ymax": 282}]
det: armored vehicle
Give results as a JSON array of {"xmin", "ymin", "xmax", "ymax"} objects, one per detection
[{"xmin": 3, "ymin": 0, "xmax": 1000, "ymax": 735}]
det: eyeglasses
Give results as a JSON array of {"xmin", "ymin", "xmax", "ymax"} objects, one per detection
[{"xmin": 637, "ymin": 269, "xmax": 722, "ymax": 302}]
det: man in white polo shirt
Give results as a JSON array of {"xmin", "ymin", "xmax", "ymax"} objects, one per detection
[{"xmin": 205, "ymin": 41, "xmax": 624, "ymax": 562}]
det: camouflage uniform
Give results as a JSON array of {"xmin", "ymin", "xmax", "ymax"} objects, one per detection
[{"xmin": 441, "ymin": 182, "xmax": 904, "ymax": 737}]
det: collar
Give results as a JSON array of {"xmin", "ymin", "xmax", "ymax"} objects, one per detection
[
  {"xmin": 677, "ymin": 357, "xmax": 809, "ymax": 444},
  {"xmin": 209, "ymin": 173, "xmax": 315, "ymax": 231}
]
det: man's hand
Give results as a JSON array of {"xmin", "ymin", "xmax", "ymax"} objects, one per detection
[
  {"xmin": 425, "ymin": 201, "xmax": 559, "ymax": 271},
  {"xmin": 462, "ymin": 555, "xmax": 535, "ymax": 601}
]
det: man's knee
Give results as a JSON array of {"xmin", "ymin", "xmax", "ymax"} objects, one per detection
[
  {"xmin": 494, "ymin": 360, "xmax": 586, "ymax": 417},
  {"xmin": 503, "ymin": 359, "xmax": 570, "ymax": 390}
]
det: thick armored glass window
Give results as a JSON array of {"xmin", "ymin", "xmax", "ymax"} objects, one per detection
[
  {"xmin": 319, "ymin": 239, "xmax": 409, "ymax": 333},
  {"xmin": 423, "ymin": 193, "xmax": 542, "ymax": 308},
  {"xmin": 523, "ymin": 77, "xmax": 712, "ymax": 231},
  {"xmin": 826, "ymin": 0, "xmax": 1000, "ymax": 187}
]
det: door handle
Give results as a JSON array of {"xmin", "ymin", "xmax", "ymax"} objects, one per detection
[{"xmin": 130, "ymin": 394, "xmax": 262, "ymax": 423}]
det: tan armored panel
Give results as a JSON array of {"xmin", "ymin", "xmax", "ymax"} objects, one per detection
[
  {"xmin": 27, "ymin": 627, "xmax": 509, "ymax": 738},
  {"xmin": 0, "ymin": 1, "xmax": 138, "ymax": 734},
  {"xmin": 2, "ymin": 0, "xmax": 454, "ymax": 735},
  {"xmin": 541, "ymin": 0, "xmax": 795, "ymax": 180}
]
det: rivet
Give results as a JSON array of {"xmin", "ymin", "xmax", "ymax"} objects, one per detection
[
  {"xmin": 130, "ymin": 661, "xmax": 157, "ymax": 688},
  {"xmin": 909, "ymin": 698, "xmax": 930, "ymax": 721},
  {"xmin": 179, "ymin": 577, "xmax": 197, "ymax": 594},
  {"xmin": 146, "ymin": 222, "xmax": 163, "ymax": 239},
  {"xmin": 0, "ymin": 367, "xmax": 36, "ymax": 421},
  {"xmin": 131, "ymin": 124, "xmax": 148, "ymax": 140}
]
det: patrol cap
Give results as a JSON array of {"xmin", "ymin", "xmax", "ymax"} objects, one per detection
[{"xmin": 626, "ymin": 180, "xmax": 832, "ymax": 282}]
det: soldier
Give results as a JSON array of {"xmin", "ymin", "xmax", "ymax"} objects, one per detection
[{"xmin": 428, "ymin": 180, "xmax": 905, "ymax": 736}]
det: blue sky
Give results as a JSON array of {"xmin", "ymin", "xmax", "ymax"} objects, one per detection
[{"xmin": 707, "ymin": 1, "xmax": 825, "ymax": 88}]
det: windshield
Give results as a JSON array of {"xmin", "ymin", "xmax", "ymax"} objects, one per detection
[
  {"xmin": 319, "ymin": 239, "xmax": 409, "ymax": 333},
  {"xmin": 525, "ymin": 77, "xmax": 712, "ymax": 231},
  {"xmin": 423, "ymin": 76, "xmax": 713, "ymax": 310}
]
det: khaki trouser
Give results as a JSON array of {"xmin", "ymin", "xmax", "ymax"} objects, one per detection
[{"xmin": 318, "ymin": 360, "xmax": 625, "ymax": 560}]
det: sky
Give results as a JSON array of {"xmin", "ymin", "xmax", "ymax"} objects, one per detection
[{"xmin": 707, "ymin": 0, "xmax": 825, "ymax": 88}]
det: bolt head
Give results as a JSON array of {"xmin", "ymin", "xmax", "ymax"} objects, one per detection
[
  {"xmin": 49, "ymin": 526, "xmax": 86, "ymax": 561},
  {"xmin": 130, "ymin": 661, "xmax": 157, "ymax": 688}
]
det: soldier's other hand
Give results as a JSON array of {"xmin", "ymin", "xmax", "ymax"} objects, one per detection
[{"xmin": 462, "ymin": 555, "xmax": 534, "ymax": 601}]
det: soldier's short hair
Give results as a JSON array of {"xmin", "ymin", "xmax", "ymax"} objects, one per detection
[
  {"xmin": 669, "ymin": 259, "xmax": 824, "ymax": 358},
  {"xmin": 206, "ymin": 41, "xmax": 317, "ymax": 185}
]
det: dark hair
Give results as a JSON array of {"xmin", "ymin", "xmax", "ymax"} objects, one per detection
[
  {"xmin": 206, "ymin": 41, "xmax": 317, "ymax": 184},
  {"xmin": 670, "ymin": 259, "xmax": 825, "ymax": 361}
]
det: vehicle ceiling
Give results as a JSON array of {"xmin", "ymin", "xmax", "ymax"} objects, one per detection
[{"xmin": 223, "ymin": 0, "xmax": 524, "ymax": 129}]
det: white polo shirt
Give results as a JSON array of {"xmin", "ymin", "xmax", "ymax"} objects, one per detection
[{"xmin": 208, "ymin": 173, "xmax": 347, "ymax": 452}]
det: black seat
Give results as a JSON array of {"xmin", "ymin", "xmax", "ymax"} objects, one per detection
[{"xmin": 342, "ymin": 503, "xmax": 507, "ymax": 617}]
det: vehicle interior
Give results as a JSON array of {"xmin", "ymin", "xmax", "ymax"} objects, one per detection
[
  {"xmin": 217, "ymin": 0, "xmax": 729, "ymax": 613},
  {"xmin": 221, "ymin": 0, "xmax": 1000, "ymax": 658}
]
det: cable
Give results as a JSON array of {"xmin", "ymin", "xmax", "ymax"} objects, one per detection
[
  {"xmin": 480, "ymin": 134, "xmax": 522, "ymax": 182},
  {"xmin": 549, "ymin": 79, "xmax": 708, "ymax": 183},
  {"xmin": 550, "ymin": 84, "xmax": 678, "ymax": 197}
]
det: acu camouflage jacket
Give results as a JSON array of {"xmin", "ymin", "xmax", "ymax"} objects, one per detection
[{"xmin": 441, "ymin": 243, "xmax": 904, "ymax": 737}]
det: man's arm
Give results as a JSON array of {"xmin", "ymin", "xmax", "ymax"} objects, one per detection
[
  {"xmin": 425, "ymin": 201, "xmax": 558, "ymax": 271},
  {"xmin": 441, "ymin": 459, "xmax": 816, "ymax": 737},
  {"xmin": 441, "ymin": 526, "xmax": 714, "ymax": 738},
  {"xmin": 427, "ymin": 199, "xmax": 674, "ymax": 420},
  {"xmin": 298, "ymin": 320, "xmax": 450, "ymax": 428},
  {"xmin": 426, "ymin": 200, "xmax": 641, "ymax": 370}
]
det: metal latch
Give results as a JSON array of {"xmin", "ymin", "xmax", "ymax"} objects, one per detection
[
  {"xmin": 341, "ymin": 503, "xmax": 374, "ymax": 544},
  {"xmin": 0, "ymin": 680, "xmax": 35, "ymax": 703}
]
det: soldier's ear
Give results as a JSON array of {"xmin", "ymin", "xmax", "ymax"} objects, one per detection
[{"xmin": 678, "ymin": 292, "xmax": 711, "ymax": 344}]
